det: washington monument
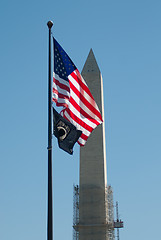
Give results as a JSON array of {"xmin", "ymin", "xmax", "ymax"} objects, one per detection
[{"xmin": 73, "ymin": 49, "xmax": 113, "ymax": 240}]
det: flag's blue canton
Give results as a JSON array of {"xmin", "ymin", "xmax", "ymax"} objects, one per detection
[{"xmin": 54, "ymin": 38, "xmax": 76, "ymax": 82}]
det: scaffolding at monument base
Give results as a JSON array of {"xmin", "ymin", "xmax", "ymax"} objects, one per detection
[
  {"xmin": 73, "ymin": 185, "xmax": 115, "ymax": 240},
  {"xmin": 106, "ymin": 185, "xmax": 115, "ymax": 240}
]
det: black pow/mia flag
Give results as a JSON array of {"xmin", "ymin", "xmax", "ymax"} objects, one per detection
[{"xmin": 53, "ymin": 108, "xmax": 82, "ymax": 154}]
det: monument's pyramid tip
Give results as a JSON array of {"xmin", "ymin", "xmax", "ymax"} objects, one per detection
[{"xmin": 81, "ymin": 48, "xmax": 100, "ymax": 75}]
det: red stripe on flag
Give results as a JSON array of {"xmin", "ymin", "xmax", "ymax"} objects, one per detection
[
  {"xmin": 77, "ymin": 141, "xmax": 84, "ymax": 146},
  {"xmin": 52, "ymin": 89, "xmax": 69, "ymax": 100},
  {"xmin": 69, "ymin": 80, "xmax": 102, "ymax": 121},
  {"xmin": 70, "ymin": 70, "xmax": 94, "ymax": 100},
  {"xmin": 53, "ymin": 77, "xmax": 70, "ymax": 92},
  {"xmin": 65, "ymin": 108, "xmax": 94, "ymax": 133},
  {"xmin": 52, "ymin": 98, "xmax": 69, "ymax": 108},
  {"xmin": 69, "ymin": 97, "xmax": 100, "ymax": 126},
  {"xmin": 80, "ymin": 133, "xmax": 88, "ymax": 141}
]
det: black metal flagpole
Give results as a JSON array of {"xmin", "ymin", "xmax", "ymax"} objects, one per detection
[{"xmin": 47, "ymin": 20, "xmax": 53, "ymax": 240}]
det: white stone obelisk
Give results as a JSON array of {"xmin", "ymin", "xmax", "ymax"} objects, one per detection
[{"xmin": 78, "ymin": 49, "xmax": 108, "ymax": 240}]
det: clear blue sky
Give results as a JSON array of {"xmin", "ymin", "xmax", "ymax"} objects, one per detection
[{"xmin": 0, "ymin": 0, "xmax": 161, "ymax": 240}]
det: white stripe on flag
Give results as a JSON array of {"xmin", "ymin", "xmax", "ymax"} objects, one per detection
[
  {"xmin": 53, "ymin": 94, "xmax": 69, "ymax": 106},
  {"xmin": 63, "ymin": 110, "xmax": 91, "ymax": 137},
  {"xmin": 77, "ymin": 137, "xmax": 86, "ymax": 146},
  {"xmin": 53, "ymin": 73, "xmax": 70, "ymax": 88},
  {"xmin": 67, "ymin": 101, "xmax": 98, "ymax": 129},
  {"xmin": 68, "ymin": 74, "xmax": 96, "ymax": 107},
  {"xmin": 69, "ymin": 87, "xmax": 102, "ymax": 123},
  {"xmin": 53, "ymin": 81, "xmax": 70, "ymax": 97}
]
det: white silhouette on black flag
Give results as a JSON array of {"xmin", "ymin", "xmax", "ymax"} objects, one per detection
[{"xmin": 53, "ymin": 108, "xmax": 82, "ymax": 154}]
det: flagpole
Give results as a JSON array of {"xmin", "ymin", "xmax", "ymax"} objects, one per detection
[{"xmin": 47, "ymin": 20, "xmax": 53, "ymax": 240}]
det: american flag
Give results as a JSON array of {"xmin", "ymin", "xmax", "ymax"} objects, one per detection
[{"xmin": 52, "ymin": 38, "xmax": 103, "ymax": 146}]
